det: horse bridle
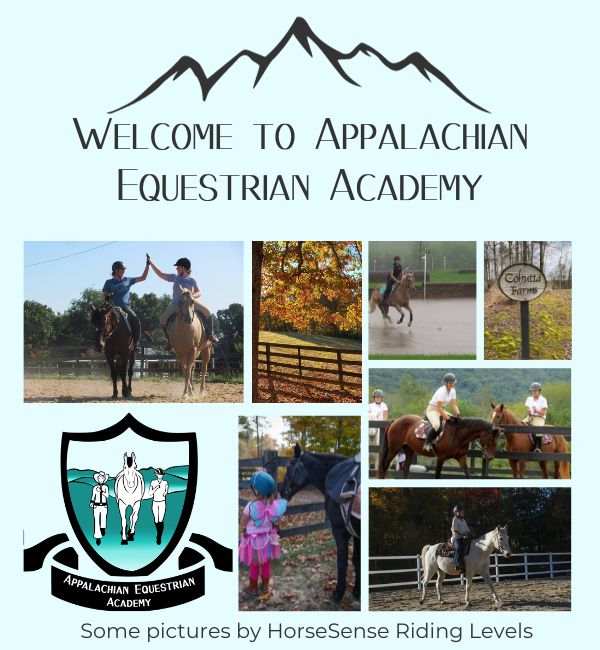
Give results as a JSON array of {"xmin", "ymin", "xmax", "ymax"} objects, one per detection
[
  {"xmin": 492, "ymin": 529, "xmax": 509, "ymax": 555},
  {"xmin": 97, "ymin": 306, "xmax": 117, "ymax": 341},
  {"xmin": 178, "ymin": 293, "xmax": 196, "ymax": 324}
]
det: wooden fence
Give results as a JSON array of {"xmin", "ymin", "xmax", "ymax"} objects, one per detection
[
  {"xmin": 257, "ymin": 341, "xmax": 361, "ymax": 390},
  {"xmin": 239, "ymin": 451, "xmax": 329, "ymax": 538},
  {"xmin": 24, "ymin": 345, "xmax": 242, "ymax": 377},
  {"xmin": 369, "ymin": 420, "xmax": 571, "ymax": 479},
  {"xmin": 370, "ymin": 551, "xmax": 571, "ymax": 590}
]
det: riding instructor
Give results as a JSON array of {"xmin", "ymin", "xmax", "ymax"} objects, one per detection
[
  {"xmin": 525, "ymin": 381, "xmax": 548, "ymax": 453},
  {"xmin": 381, "ymin": 255, "xmax": 403, "ymax": 306},
  {"xmin": 423, "ymin": 373, "xmax": 461, "ymax": 452},
  {"xmin": 102, "ymin": 258, "xmax": 150, "ymax": 348},
  {"xmin": 147, "ymin": 255, "xmax": 218, "ymax": 349}
]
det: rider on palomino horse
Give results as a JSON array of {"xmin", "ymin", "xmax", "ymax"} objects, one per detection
[
  {"xmin": 422, "ymin": 373, "xmax": 461, "ymax": 452},
  {"xmin": 381, "ymin": 256, "xmax": 403, "ymax": 306},
  {"xmin": 451, "ymin": 505, "xmax": 473, "ymax": 570},
  {"xmin": 524, "ymin": 382, "xmax": 548, "ymax": 453},
  {"xmin": 102, "ymin": 259, "xmax": 149, "ymax": 348},
  {"xmin": 147, "ymin": 255, "xmax": 219, "ymax": 350}
]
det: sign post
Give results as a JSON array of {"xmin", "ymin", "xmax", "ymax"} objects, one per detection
[{"xmin": 498, "ymin": 263, "xmax": 547, "ymax": 359}]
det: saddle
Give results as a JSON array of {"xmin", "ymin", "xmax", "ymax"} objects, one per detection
[
  {"xmin": 325, "ymin": 458, "xmax": 361, "ymax": 504},
  {"xmin": 437, "ymin": 538, "xmax": 472, "ymax": 558},
  {"xmin": 414, "ymin": 415, "xmax": 445, "ymax": 441},
  {"xmin": 111, "ymin": 307, "xmax": 132, "ymax": 335}
]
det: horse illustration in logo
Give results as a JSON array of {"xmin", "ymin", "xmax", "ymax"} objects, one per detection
[{"xmin": 114, "ymin": 452, "xmax": 145, "ymax": 545}]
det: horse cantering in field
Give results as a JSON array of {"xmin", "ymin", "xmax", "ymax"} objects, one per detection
[
  {"xmin": 378, "ymin": 415, "xmax": 501, "ymax": 479},
  {"xmin": 90, "ymin": 304, "xmax": 136, "ymax": 398},
  {"xmin": 280, "ymin": 443, "xmax": 361, "ymax": 604},
  {"xmin": 369, "ymin": 272, "xmax": 416, "ymax": 327},
  {"xmin": 491, "ymin": 403, "xmax": 570, "ymax": 479},
  {"xmin": 114, "ymin": 452, "xmax": 145, "ymax": 545},
  {"xmin": 420, "ymin": 525, "xmax": 512, "ymax": 608},
  {"xmin": 168, "ymin": 286, "xmax": 212, "ymax": 398}
]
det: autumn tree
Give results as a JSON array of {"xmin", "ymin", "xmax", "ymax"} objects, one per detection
[{"xmin": 283, "ymin": 416, "xmax": 360, "ymax": 454}]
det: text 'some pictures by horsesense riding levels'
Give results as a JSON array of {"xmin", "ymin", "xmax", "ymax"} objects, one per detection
[{"xmin": 7, "ymin": 2, "xmax": 596, "ymax": 649}]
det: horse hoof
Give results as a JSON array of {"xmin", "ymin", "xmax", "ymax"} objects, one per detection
[
  {"xmin": 419, "ymin": 600, "xmax": 424, "ymax": 605},
  {"xmin": 112, "ymin": 395, "xmax": 118, "ymax": 400},
  {"xmin": 121, "ymin": 540, "xmax": 128, "ymax": 545}
]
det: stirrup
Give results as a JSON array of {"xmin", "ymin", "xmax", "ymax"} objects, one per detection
[
  {"xmin": 533, "ymin": 447, "xmax": 542, "ymax": 453},
  {"xmin": 340, "ymin": 479, "xmax": 357, "ymax": 499}
]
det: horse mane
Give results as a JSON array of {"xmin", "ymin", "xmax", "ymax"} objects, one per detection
[
  {"xmin": 451, "ymin": 416, "xmax": 494, "ymax": 431},
  {"xmin": 305, "ymin": 451, "xmax": 350, "ymax": 468}
]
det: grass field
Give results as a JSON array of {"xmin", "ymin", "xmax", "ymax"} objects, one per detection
[
  {"xmin": 369, "ymin": 270, "xmax": 476, "ymax": 289},
  {"xmin": 259, "ymin": 330, "xmax": 361, "ymax": 350},
  {"xmin": 484, "ymin": 288, "xmax": 572, "ymax": 360}
]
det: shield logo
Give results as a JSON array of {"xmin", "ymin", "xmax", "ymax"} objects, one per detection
[{"xmin": 61, "ymin": 413, "xmax": 197, "ymax": 577}]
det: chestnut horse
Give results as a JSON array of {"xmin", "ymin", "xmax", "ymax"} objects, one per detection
[
  {"xmin": 490, "ymin": 403, "xmax": 570, "ymax": 479},
  {"xmin": 378, "ymin": 415, "xmax": 501, "ymax": 479},
  {"xmin": 370, "ymin": 272, "xmax": 416, "ymax": 327}
]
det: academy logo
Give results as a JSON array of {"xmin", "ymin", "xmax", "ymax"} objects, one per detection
[{"xmin": 24, "ymin": 414, "xmax": 232, "ymax": 611}]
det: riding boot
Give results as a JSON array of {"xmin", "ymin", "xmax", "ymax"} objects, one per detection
[
  {"xmin": 533, "ymin": 436, "xmax": 542, "ymax": 453},
  {"xmin": 162, "ymin": 326, "xmax": 173, "ymax": 352},
  {"xmin": 156, "ymin": 521, "xmax": 164, "ymax": 545},
  {"xmin": 243, "ymin": 579, "xmax": 259, "ymax": 597},
  {"xmin": 200, "ymin": 312, "xmax": 219, "ymax": 344},
  {"xmin": 101, "ymin": 527, "xmax": 106, "ymax": 537},
  {"xmin": 423, "ymin": 427, "xmax": 438, "ymax": 452}
]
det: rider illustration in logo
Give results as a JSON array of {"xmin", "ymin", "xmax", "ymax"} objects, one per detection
[
  {"xmin": 24, "ymin": 414, "xmax": 233, "ymax": 611},
  {"xmin": 90, "ymin": 472, "xmax": 109, "ymax": 546}
]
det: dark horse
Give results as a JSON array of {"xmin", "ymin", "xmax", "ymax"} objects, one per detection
[
  {"xmin": 378, "ymin": 416, "xmax": 501, "ymax": 479},
  {"xmin": 90, "ymin": 305, "xmax": 135, "ymax": 398},
  {"xmin": 280, "ymin": 443, "xmax": 360, "ymax": 604}
]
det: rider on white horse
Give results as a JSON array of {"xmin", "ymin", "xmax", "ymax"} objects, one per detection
[
  {"xmin": 423, "ymin": 373, "xmax": 461, "ymax": 452},
  {"xmin": 451, "ymin": 505, "xmax": 472, "ymax": 570}
]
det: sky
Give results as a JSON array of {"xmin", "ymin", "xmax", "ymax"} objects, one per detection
[{"xmin": 24, "ymin": 241, "xmax": 243, "ymax": 313}]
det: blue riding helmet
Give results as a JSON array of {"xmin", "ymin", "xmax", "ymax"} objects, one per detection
[{"xmin": 250, "ymin": 471, "xmax": 276, "ymax": 497}]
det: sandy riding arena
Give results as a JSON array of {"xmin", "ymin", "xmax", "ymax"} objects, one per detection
[
  {"xmin": 369, "ymin": 576, "xmax": 570, "ymax": 611},
  {"xmin": 24, "ymin": 377, "xmax": 243, "ymax": 403}
]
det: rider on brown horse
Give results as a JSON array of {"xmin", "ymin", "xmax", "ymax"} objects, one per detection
[
  {"xmin": 423, "ymin": 373, "xmax": 461, "ymax": 452},
  {"xmin": 381, "ymin": 256, "xmax": 403, "ymax": 306},
  {"xmin": 102, "ymin": 259, "xmax": 149, "ymax": 348},
  {"xmin": 525, "ymin": 382, "xmax": 548, "ymax": 453}
]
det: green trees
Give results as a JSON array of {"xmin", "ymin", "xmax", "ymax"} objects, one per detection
[{"xmin": 24, "ymin": 300, "xmax": 57, "ymax": 348}]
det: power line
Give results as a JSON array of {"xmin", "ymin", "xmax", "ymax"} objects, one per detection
[{"xmin": 25, "ymin": 242, "xmax": 117, "ymax": 267}]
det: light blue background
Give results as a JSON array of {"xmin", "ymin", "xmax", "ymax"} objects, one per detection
[{"xmin": 4, "ymin": 0, "xmax": 596, "ymax": 647}]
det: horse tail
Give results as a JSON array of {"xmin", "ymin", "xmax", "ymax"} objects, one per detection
[
  {"xmin": 420, "ymin": 545, "xmax": 431, "ymax": 585},
  {"xmin": 378, "ymin": 422, "xmax": 391, "ymax": 478},
  {"xmin": 369, "ymin": 288, "xmax": 381, "ymax": 313},
  {"xmin": 555, "ymin": 435, "xmax": 571, "ymax": 479}
]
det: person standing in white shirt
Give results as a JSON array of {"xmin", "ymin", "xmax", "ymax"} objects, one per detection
[
  {"xmin": 525, "ymin": 382, "xmax": 548, "ymax": 453},
  {"xmin": 369, "ymin": 389, "xmax": 388, "ymax": 470},
  {"xmin": 149, "ymin": 468, "xmax": 169, "ymax": 545},
  {"xmin": 423, "ymin": 373, "xmax": 461, "ymax": 451}
]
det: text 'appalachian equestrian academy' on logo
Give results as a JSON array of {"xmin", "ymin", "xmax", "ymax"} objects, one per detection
[
  {"xmin": 109, "ymin": 17, "xmax": 488, "ymax": 114},
  {"xmin": 23, "ymin": 414, "xmax": 232, "ymax": 611}
]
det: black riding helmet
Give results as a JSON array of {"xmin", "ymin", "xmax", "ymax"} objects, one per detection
[
  {"xmin": 174, "ymin": 257, "xmax": 191, "ymax": 271},
  {"xmin": 112, "ymin": 261, "xmax": 126, "ymax": 272}
]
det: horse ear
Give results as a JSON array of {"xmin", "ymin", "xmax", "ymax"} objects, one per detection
[
  {"xmin": 491, "ymin": 402, "xmax": 496, "ymax": 409},
  {"xmin": 500, "ymin": 404, "xmax": 505, "ymax": 411},
  {"xmin": 294, "ymin": 443, "xmax": 301, "ymax": 458}
]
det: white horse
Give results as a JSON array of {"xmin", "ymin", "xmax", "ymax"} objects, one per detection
[
  {"xmin": 420, "ymin": 525, "xmax": 511, "ymax": 608},
  {"xmin": 114, "ymin": 452, "xmax": 145, "ymax": 545},
  {"xmin": 169, "ymin": 286, "xmax": 212, "ymax": 399}
]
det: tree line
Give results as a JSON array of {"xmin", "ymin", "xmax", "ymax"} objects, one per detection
[
  {"xmin": 370, "ymin": 488, "xmax": 570, "ymax": 556},
  {"xmin": 484, "ymin": 241, "xmax": 572, "ymax": 289},
  {"xmin": 370, "ymin": 369, "xmax": 571, "ymax": 426},
  {"xmin": 24, "ymin": 289, "xmax": 243, "ymax": 354},
  {"xmin": 370, "ymin": 241, "xmax": 476, "ymax": 272}
]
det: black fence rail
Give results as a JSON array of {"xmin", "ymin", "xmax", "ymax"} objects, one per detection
[
  {"xmin": 24, "ymin": 345, "xmax": 242, "ymax": 377},
  {"xmin": 369, "ymin": 420, "xmax": 571, "ymax": 479},
  {"xmin": 239, "ymin": 451, "xmax": 329, "ymax": 538}
]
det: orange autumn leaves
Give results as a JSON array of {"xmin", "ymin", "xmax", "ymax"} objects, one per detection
[{"xmin": 260, "ymin": 241, "xmax": 362, "ymax": 333}]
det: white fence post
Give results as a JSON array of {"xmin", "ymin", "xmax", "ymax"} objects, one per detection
[
  {"xmin": 416, "ymin": 554, "xmax": 422, "ymax": 590},
  {"xmin": 494, "ymin": 554, "xmax": 499, "ymax": 583},
  {"xmin": 524, "ymin": 552, "xmax": 529, "ymax": 580},
  {"xmin": 550, "ymin": 553, "xmax": 554, "ymax": 579}
]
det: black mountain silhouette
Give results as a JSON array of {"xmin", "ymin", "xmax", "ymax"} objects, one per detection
[{"xmin": 109, "ymin": 17, "xmax": 489, "ymax": 114}]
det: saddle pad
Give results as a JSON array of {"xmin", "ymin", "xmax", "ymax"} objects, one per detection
[
  {"xmin": 529, "ymin": 433, "xmax": 553, "ymax": 446},
  {"xmin": 325, "ymin": 459, "xmax": 360, "ymax": 505}
]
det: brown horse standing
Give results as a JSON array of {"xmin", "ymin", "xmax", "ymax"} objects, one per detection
[
  {"xmin": 490, "ymin": 403, "xmax": 570, "ymax": 479},
  {"xmin": 90, "ymin": 305, "xmax": 135, "ymax": 398},
  {"xmin": 378, "ymin": 415, "xmax": 501, "ymax": 479},
  {"xmin": 370, "ymin": 272, "xmax": 416, "ymax": 326}
]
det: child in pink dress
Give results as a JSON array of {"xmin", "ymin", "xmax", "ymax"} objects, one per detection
[{"xmin": 239, "ymin": 471, "xmax": 287, "ymax": 596}]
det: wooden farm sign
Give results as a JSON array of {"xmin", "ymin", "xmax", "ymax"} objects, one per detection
[{"xmin": 498, "ymin": 264, "xmax": 546, "ymax": 302}]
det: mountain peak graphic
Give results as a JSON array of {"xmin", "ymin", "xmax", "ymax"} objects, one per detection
[{"xmin": 108, "ymin": 17, "xmax": 489, "ymax": 114}]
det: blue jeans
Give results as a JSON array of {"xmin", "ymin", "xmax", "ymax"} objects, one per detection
[{"xmin": 454, "ymin": 538, "xmax": 464, "ymax": 567}]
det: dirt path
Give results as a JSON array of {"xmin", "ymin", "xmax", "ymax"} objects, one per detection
[
  {"xmin": 370, "ymin": 577, "xmax": 570, "ymax": 611},
  {"xmin": 24, "ymin": 378, "xmax": 243, "ymax": 403}
]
